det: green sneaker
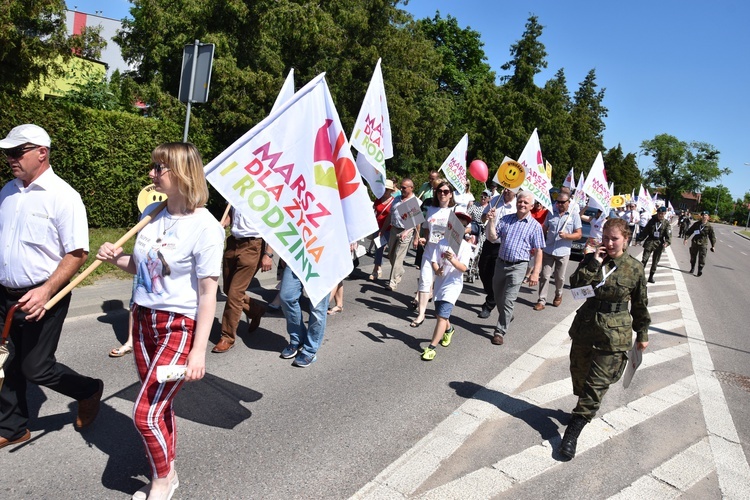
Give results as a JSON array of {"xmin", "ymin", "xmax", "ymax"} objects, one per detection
[
  {"xmin": 421, "ymin": 347, "xmax": 436, "ymax": 360},
  {"xmin": 440, "ymin": 327, "xmax": 455, "ymax": 347}
]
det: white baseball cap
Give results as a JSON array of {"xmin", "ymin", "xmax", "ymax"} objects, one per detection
[{"xmin": 0, "ymin": 124, "xmax": 51, "ymax": 149}]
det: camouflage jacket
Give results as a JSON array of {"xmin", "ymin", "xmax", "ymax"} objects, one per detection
[
  {"xmin": 569, "ymin": 252, "xmax": 650, "ymax": 351},
  {"xmin": 685, "ymin": 221, "xmax": 716, "ymax": 248},
  {"xmin": 639, "ymin": 215, "xmax": 671, "ymax": 245}
]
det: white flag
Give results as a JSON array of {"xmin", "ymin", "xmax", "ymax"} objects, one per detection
[
  {"xmin": 573, "ymin": 172, "xmax": 587, "ymax": 207},
  {"xmin": 350, "ymin": 58, "xmax": 392, "ymax": 198},
  {"xmin": 582, "ymin": 152, "xmax": 611, "ymax": 211},
  {"xmin": 563, "ymin": 167, "xmax": 575, "ymax": 189},
  {"xmin": 439, "ymin": 134, "xmax": 468, "ymax": 193},
  {"xmin": 204, "ymin": 73, "xmax": 377, "ymax": 306},
  {"xmin": 271, "ymin": 68, "xmax": 295, "ymax": 113},
  {"xmin": 517, "ymin": 129, "xmax": 553, "ymax": 210}
]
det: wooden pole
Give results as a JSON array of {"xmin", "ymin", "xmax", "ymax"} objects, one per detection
[{"xmin": 43, "ymin": 201, "xmax": 168, "ymax": 311}]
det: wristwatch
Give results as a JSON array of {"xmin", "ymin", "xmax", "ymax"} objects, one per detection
[{"xmin": 264, "ymin": 252, "xmax": 274, "ymax": 258}]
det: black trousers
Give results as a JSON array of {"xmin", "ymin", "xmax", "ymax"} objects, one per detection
[
  {"xmin": 478, "ymin": 241, "xmax": 501, "ymax": 308},
  {"xmin": 0, "ymin": 288, "xmax": 99, "ymax": 439}
]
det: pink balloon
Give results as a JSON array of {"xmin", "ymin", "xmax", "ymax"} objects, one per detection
[{"xmin": 469, "ymin": 159, "xmax": 489, "ymax": 182}]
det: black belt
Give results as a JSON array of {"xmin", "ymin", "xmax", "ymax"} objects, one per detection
[
  {"xmin": 586, "ymin": 299, "xmax": 629, "ymax": 313},
  {"xmin": 1, "ymin": 283, "xmax": 42, "ymax": 299},
  {"xmin": 232, "ymin": 236, "xmax": 259, "ymax": 243},
  {"xmin": 498, "ymin": 258, "xmax": 528, "ymax": 266}
]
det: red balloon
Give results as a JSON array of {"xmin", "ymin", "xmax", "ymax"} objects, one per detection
[{"xmin": 469, "ymin": 159, "xmax": 489, "ymax": 182}]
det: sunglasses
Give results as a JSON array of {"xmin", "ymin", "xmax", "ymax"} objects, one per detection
[
  {"xmin": 556, "ymin": 199, "xmax": 569, "ymax": 204},
  {"xmin": 400, "ymin": 185, "xmax": 411, "ymax": 190},
  {"xmin": 437, "ymin": 189, "xmax": 452, "ymax": 195},
  {"xmin": 3, "ymin": 145, "xmax": 39, "ymax": 159},
  {"xmin": 151, "ymin": 163, "xmax": 171, "ymax": 175}
]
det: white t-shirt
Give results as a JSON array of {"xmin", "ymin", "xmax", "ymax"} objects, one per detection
[
  {"xmin": 230, "ymin": 209, "xmax": 261, "ymax": 238},
  {"xmin": 453, "ymin": 191, "xmax": 475, "ymax": 211},
  {"xmin": 483, "ymin": 196, "xmax": 516, "ymax": 243},
  {"xmin": 589, "ymin": 212, "xmax": 608, "ymax": 240},
  {"xmin": 0, "ymin": 167, "xmax": 89, "ymax": 288},
  {"xmin": 430, "ymin": 239, "xmax": 472, "ymax": 304},
  {"xmin": 132, "ymin": 205, "xmax": 224, "ymax": 319}
]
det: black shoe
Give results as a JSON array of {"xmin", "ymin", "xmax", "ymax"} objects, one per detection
[
  {"xmin": 697, "ymin": 271, "xmax": 703, "ymax": 277},
  {"xmin": 559, "ymin": 415, "xmax": 587, "ymax": 460},
  {"xmin": 689, "ymin": 266, "xmax": 694, "ymax": 274},
  {"xmin": 478, "ymin": 308, "xmax": 491, "ymax": 319},
  {"xmin": 648, "ymin": 276, "xmax": 655, "ymax": 283}
]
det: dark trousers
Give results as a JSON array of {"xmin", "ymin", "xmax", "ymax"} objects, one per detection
[
  {"xmin": 221, "ymin": 236, "xmax": 263, "ymax": 341},
  {"xmin": 478, "ymin": 241, "xmax": 500, "ymax": 309},
  {"xmin": 640, "ymin": 240, "xmax": 665, "ymax": 276},
  {"xmin": 0, "ymin": 288, "xmax": 99, "ymax": 439}
]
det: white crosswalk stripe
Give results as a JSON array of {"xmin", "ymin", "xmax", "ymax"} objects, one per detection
[{"xmin": 353, "ymin": 247, "xmax": 750, "ymax": 500}]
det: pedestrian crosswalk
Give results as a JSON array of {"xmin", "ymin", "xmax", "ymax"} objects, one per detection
[{"xmin": 353, "ymin": 247, "xmax": 750, "ymax": 499}]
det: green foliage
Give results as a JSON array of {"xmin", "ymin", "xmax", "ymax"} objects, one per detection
[
  {"xmin": 640, "ymin": 133, "xmax": 728, "ymax": 206},
  {"xmin": 79, "ymin": 227, "xmax": 137, "ymax": 285},
  {"xmin": 69, "ymin": 24, "xmax": 108, "ymax": 59},
  {"xmin": 603, "ymin": 145, "xmax": 641, "ymax": 195},
  {"xmin": 0, "ymin": 0, "xmax": 71, "ymax": 94},
  {"xmin": 697, "ymin": 185, "xmax": 734, "ymax": 221},
  {"xmin": 0, "ymin": 93, "xmax": 218, "ymax": 227}
]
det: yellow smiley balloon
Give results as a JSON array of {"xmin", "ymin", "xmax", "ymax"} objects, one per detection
[
  {"xmin": 610, "ymin": 195, "xmax": 625, "ymax": 208},
  {"xmin": 496, "ymin": 160, "xmax": 525, "ymax": 190},
  {"xmin": 137, "ymin": 184, "xmax": 169, "ymax": 213}
]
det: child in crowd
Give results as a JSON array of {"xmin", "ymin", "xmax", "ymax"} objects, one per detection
[{"xmin": 421, "ymin": 212, "xmax": 473, "ymax": 360}]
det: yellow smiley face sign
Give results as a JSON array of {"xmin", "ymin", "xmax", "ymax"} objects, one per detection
[
  {"xmin": 496, "ymin": 160, "xmax": 526, "ymax": 191},
  {"xmin": 610, "ymin": 195, "xmax": 625, "ymax": 208},
  {"xmin": 137, "ymin": 184, "xmax": 168, "ymax": 213}
]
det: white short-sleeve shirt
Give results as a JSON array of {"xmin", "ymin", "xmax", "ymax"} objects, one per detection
[
  {"xmin": 0, "ymin": 167, "xmax": 89, "ymax": 288},
  {"xmin": 132, "ymin": 206, "xmax": 224, "ymax": 319},
  {"xmin": 430, "ymin": 239, "xmax": 472, "ymax": 305}
]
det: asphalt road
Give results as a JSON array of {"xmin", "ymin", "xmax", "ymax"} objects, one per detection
[{"xmin": 3, "ymin": 222, "xmax": 750, "ymax": 499}]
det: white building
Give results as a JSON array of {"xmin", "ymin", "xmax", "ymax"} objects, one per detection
[{"xmin": 65, "ymin": 10, "xmax": 136, "ymax": 76}]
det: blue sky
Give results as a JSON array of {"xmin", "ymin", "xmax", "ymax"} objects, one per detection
[{"xmin": 68, "ymin": 0, "xmax": 750, "ymax": 200}]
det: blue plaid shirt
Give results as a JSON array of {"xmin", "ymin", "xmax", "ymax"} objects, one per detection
[{"xmin": 495, "ymin": 213, "xmax": 546, "ymax": 262}]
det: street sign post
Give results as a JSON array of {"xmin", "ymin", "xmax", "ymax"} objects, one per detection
[{"xmin": 178, "ymin": 40, "xmax": 215, "ymax": 142}]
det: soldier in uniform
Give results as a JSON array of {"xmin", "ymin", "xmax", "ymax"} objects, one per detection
[
  {"xmin": 683, "ymin": 210, "xmax": 716, "ymax": 277},
  {"xmin": 559, "ymin": 218, "xmax": 650, "ymax": 459},
  {"xmin": 637, "ymin": 206, "xmax": 671, "ymax": 283}
]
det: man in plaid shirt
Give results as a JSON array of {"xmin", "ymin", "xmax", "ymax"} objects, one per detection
[{"xmin": 485, "ymin": 191, "xmax": 546, "ymax": 345}]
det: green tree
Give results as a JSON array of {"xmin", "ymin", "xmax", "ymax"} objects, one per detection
[
  {"xmin": 640, "ymin": 134, "xmax": 728, "ymax": 206},
  {"xmin": 568, "ymin": 69, "xmax": 607, "ymax": 175},
  {"xmin": 0, "ymin": 0, "xmax": 71, "ymax": 94},
  {"xmin": 538, "ymin": 68, "xmax": 572, "ymax": 186},
  {"xmin": 603, "ymin": 145, "xmax": 641, "ymax": 195},
  {"xmin": 69, "ymin": 24, "xmax": 108, "ymax": 59},
  {"xmin": 698, "ymin": 185, "xmax": 733, "ymax": 220},
  {"xmin": 501, "ymin": 15, "xmax": 546, "ymax": 93},
  {"xmin": 415, "ymin": 13, "xmax": 493, "ymax": 95}
]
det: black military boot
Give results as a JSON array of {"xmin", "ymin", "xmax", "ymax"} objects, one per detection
[
  {"xmin": 689, "ymin": 264, "xmax": 695, "ymax": 274},
  {"xmin": 697, "ymin": 267, "xmax": 703, "ymax": 277},
  {"xmin": 559, "ymin": 415, "xmax": 588, "ymax": 460},
  {"xmin": 648, "ymin": 272, "xmax": 655, "ymax": 284}
]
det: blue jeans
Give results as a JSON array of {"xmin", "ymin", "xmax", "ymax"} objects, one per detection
[
  {"xmin": 279, "ymin": 266, "xmax": 330, "ymax": 357},
  {"xmin": 373, "ymin": 230, "xmax": 390, "ymax": 266}
]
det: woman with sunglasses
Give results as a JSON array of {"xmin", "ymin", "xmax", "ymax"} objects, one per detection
[
  {"xmin": 410, "ymin": 180, "xmax": 455, "ymax": 327},
  {"xmin": 97, "ymin": 143, "xmax": 224, "ymax": 500}
]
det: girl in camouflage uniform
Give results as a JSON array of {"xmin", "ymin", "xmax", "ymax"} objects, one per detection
[{"xmin": 559, "ymin": 218, "xmax": 651, "ymax": 459}]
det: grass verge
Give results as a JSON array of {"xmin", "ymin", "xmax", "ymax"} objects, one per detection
[{"xmin": 76, "ymin": 228, "xmax": 136, "ymax": 286}]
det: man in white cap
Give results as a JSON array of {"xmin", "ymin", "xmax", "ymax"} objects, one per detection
[{"xmin": 0, "ymin": 124, "xmax": 103, "ymax": 449}]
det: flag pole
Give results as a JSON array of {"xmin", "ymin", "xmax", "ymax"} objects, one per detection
[{"xmin": 43, "ymin": 201, "xmax": 168, "ymax": 311}]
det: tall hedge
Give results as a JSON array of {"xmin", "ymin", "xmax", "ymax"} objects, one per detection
[{"xmin": 0, "ymin": 94, "xmax": 219, "ymax": 227}]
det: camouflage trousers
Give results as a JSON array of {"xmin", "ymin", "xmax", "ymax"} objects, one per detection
[
  {"xmin": 689, "ymin": 244, "xmax": 708, "ymax": 271},
  {"xmin": 640, "ymin": 240, "xmax": 664, "ymax": 276},
  {"xmin": 569, "ymin": 343, "xmax": 628, "ymax": 422}
]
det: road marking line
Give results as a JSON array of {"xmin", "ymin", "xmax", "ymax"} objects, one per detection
[
  {"xmin": 351, "ymin": 312, "xmax": 576, "ymax": 499},
  {"xmin": 649, "ymin": 318, "xmax": 685, "ymax": 333},
  {"xmin": 741, "ymin": 251, "xmax": 748, "ymax": 256},
  {"xmin": 419, "ymin": 377, "xmax": 698, "ymax": 499},
  {"xmin": 608, "ymin": 438, "xmax": 714, "ymax": 499},
  {"xmin": 648, "ymin": 290, "xmax": 679, "ymax": 298},
  {"xmin": 665, "ymin": 248, "xmax": 750, "ymax": 498}
]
